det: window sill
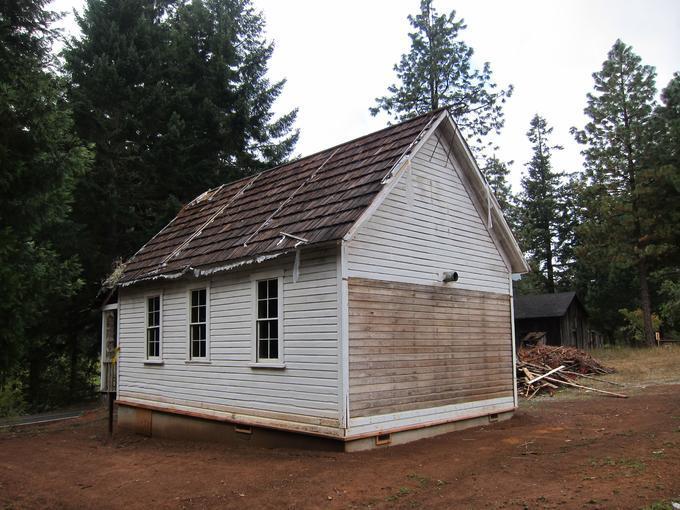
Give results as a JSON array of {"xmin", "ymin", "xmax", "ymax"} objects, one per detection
[
  {"xmin": 249, "ymin": 362, "xmax": 286, "ymax": 370},
  {"xmin": 144, "ymin": 359, "xmax": 164, "ymax": 365},
  {"xmin": 185, "ymin": 360, "xmax": 211, "ymax": 365}
]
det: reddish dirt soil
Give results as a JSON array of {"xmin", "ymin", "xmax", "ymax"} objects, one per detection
[{"xmin": 1, "ymin": 385, "xmax": 679, "ymax": 510}]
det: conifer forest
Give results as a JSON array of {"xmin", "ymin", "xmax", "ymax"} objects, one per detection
[{"xmin": 1, "ymin": 0, "xmax": 678, "ymax": 414}]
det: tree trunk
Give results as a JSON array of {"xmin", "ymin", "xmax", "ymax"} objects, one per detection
[
  {"xmin": 27, "ymin": 351, "xmax": 42, "ymax": 410},
  {"xmin": 638, "ymin": 259, "xmax": 656, "ymax": 346},
  {"xmin": 545, "ymin": 231, "xmax": 555, "ymax": 293},
  {"xmin": 618, "ymin": 69, "xmax": 655, "ymax": 347},
  {"xmin": 69, "ymin": 334, "xmax": 79, "ymax": 398}
]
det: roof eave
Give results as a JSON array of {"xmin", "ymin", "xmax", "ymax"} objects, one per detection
[{"xmin": 117, "ymin": 239, "xmax": 343, "ymax": 288}]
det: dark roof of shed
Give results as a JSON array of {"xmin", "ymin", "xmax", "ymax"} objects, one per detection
[
  {"xmin": 513, "ymin": 292, "xmax": 578, "ymax": 320},
  {"xmin": 118, "ymin": 110, "xmax": 442, "ymax": 285}
]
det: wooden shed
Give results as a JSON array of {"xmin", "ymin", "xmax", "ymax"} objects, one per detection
[
  {"xmin": 104, "ymin": 109, "xmax": 528, "ymax": 451},
  {"xmin": 514, "ymin": 292, "xmax": 602, "ymax": 350}
]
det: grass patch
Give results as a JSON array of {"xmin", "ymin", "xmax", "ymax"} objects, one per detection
[
  {"xmin": 591, "ymin": 345, "xmax": 680, "ymax": 387},
  {"xmin": 386, "ymin": 486, "xmax": 411, "ymax": 502},
  {"xmin": 406, "ymin": 473, "xmax": 430, "ymax": 487},
  {"xmin": 589, "ymin": 456, "xmax": 647, "ymax": 475},
  {"xmin": 641, "ymin": 502, "xmax": 675, "ymax": 510},
  {"xmin": 384, "ymin": 474, "xmax": 448, "ymax": 504},
  {"xmin": 619, "ymin": 458, "xmax": 646, "ymax": 472}
]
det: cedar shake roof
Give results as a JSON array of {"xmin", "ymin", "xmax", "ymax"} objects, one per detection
[
  {"xmin": 119, "ymin": 110, "xmax": 442, "ymax": 285},
  {"xmin": 513, "ymin": 292, "xmax": 579, "ymax": 320}
]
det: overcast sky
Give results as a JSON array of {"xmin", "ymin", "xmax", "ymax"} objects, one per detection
[{"xmin": 53, "ymin": 0, "xmax": 680, "ymax": 190}]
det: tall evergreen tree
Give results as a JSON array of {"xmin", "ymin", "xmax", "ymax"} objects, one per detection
[
  {"xmin": 518, "ymin": 115, "xmax": 564, "ymax": 293},
  {"xmin": 165, "ymin": 0, "xmax": 298, "ymax": 184},
  {"xmin": 483, "ymin": 156, "xmax": 515, "ymax": 220},
  {"xmin": 554, "ymin": 174, "xmax": 582, "ymax": 289},
  {"xmin": 649, "ymin": 73, "xmax": 680, "ymax": 335},
  {"xmin": 64, "ymin": 0, "xmax": 175, "ymax": 283},
  {"xmin": 370, "ymin": 0, "xmax": 512, "ymax": 159},
  {"xmin": 0, "ymin": 0, "xmax": 91, "ymax": 407},
  {"xmin": 63, "ymin": 0, "xmax": 298, "ymax": 306},
  {"xmin": 571, "ymin": 40, "xmax": 659, "ymax": 345}
]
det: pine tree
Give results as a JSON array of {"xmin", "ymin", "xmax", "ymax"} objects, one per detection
[
  {"xmin": 64, "ymin": 0, "xmax": 176, "ymax": 284},
  {"xmin": 64, "ymin": 0, "xmax": 298, "ymax": 295},
  {"xmin": 165, "ymin": 0, "xmax": 298, "ymax": 182},
  {"xmin": 571, "ymin": 40, "xmax": 659, "ymax": 345},
  {"xmin": 483, "ymin": 156, "xmax": 515, "ymax": 220},
  {"xmin": 554, "ymin": 174, "xmax": 582, "ymax": 289},
  {"xmin": 370, "ymin": 0, "xmax": 512, "ymax": 159},
  {"xmin": 518, "ymin": 115, "xmax": 564, "ymax": 293},
  {"xmin": 650, "ymin": 73, "xmax": 680, "ymax": 335},
  {"xmin": 0, "ymin": 0, "xmax": 91, "ymax": 403}
]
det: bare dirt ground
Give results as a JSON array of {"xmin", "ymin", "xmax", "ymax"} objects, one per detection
[{"xmin": 1, "ymin": 347, "xmax": 679, "ymax": 510}]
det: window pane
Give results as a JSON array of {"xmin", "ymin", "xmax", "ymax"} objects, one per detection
[
  {"xmin": 147, "ymin": 296, "xmax": 160, "ymax": 327},
  {"xmin": 191, "ymin": 324, "xmax": 199, "ymax": 341},
  {"xmin": 268, "ymin": 299, "xmax": 277, "ymax": 319},
  {"xmin": 198, "ymin": 305, "xmax": 206, "ymax": 323},
  {"xmin": 269, "ymin": 319, "xmax": 278, "ymax": 340},
  {"xmin": 199, "ymin": 324, "xmax": 206, "ymax": 341},
  {"xmin": 257, "ymin": 300, "xmax": 267, "ymax": 319},
  {"xmin": 259, "ymin": 339, "xmax": 268, "ymax": 359},
  {"xmin": 268, "ymin": 279, "xmax": 277, "ymax": 298},
  {"xmin": 192, "ymin": 289, "xmax": 206, "ymax": 308},
  {"xmin": 269, "ymin": 339, "xmax": 278, "ymax": 359},
  {"xmin": 258, "ymin": 320, "xmax": 268, "ymax": 340},
  {"xmin": 258, "ymin": 280, "xmax": 267, "ymax": 299},
  {"xmin": 192, "ymin": 339, "xmax": 200, "ymax": 358},
  {"xmin": 199, "ymin": 340, "xmax": 206, "ymax": 358},
  {"xmin": 191, "ymin": 306, "xmax": 198, "ymax": 324},
  {"xmin": 147, "ymin": 327, "xmax": 159, "ymax": 357}
]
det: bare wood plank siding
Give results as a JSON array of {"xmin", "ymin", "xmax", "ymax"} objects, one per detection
[
  {"xmin": 348, "ymin": 278, "xmax": 514, "ymax": 418},
  {"xmin": 347, "ymin": 135, "xmax": 510, "ymax": 295},
  {"xmin": 117, "ymin": 248, "xmax": 340, "ymax": 423}
]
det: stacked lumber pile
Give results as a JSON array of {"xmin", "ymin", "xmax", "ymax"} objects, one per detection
[{"xmin": 517, "ymin": 346, "xmax": 627, "ymax": 399}]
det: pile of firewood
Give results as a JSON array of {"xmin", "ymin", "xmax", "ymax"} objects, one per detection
[{"xmin": 517, "ymin": 346, "xmax": 627, "ymax": 399}]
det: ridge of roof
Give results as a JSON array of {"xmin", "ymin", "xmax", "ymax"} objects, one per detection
[{"xmin": 197, "ymin": 108, "xmax": 449, "ymax": 199}]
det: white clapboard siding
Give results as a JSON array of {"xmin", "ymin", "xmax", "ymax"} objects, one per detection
[
  {"xmin": 117, "ymin": 248, "xmax": 340, "ymax": 423},
  {"xmin": 347, "ymin": 134, "xmax": 511, "ymax": 295}
]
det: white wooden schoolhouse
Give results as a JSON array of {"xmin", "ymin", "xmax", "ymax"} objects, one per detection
[{"xmin": 101, "ymin": 109, "xmax": 528, "ymax": 450}]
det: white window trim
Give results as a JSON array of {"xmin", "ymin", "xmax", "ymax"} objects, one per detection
[
  {"xmin": 250, "ymin": 269, "xmax": 285, "ymax": 368},
  {"xmin": 186, "ymin": 283, "xmax": 211, "ymax": 362},
  {"xmin": 144, "ymin": 291, "xmax": 163, "ymax": 363}
]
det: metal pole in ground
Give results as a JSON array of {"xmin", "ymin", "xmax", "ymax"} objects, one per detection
[{"xmin": 108, "ymin": 392, "xmax": 115, "ymax": 436}]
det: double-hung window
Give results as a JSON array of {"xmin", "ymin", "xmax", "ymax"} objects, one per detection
[
  {"xmin": 189, "ymin": 288, "xmax": 208, "ymax": 359},
  {"xmin": 146, "ymin": 295, "xmax": 161, "ymax": 359},
  {"xmin": 256, "ymin": 278, "xmax": 281, "ymax": 361}
]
